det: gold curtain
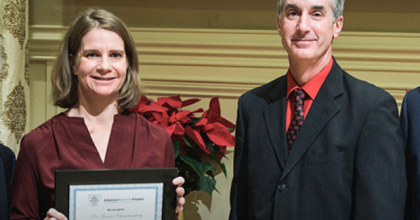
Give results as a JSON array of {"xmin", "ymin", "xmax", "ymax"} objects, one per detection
[{"xmin": 0, "ymin": 0, "xmax": 30, "ymax": 154}]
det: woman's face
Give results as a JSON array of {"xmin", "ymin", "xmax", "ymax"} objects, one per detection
[{"xmin": 72, "ymin": 27, "xmax": 127, "ymax": 101}]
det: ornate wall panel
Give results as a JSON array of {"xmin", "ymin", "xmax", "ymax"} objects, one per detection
[{"xmin": 0, "ymin": 0, "xmax": 30, "ymax": 153}]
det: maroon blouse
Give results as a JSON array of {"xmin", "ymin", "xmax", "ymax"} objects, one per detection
[{"xmin": 10, "ymin": 112, "xmax": 174, "ymax": 219}]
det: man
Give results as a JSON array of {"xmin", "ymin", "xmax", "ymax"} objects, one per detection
[
  {"xmin": 229, "ymin": 0, "xmax": 407, "ymax": 219},
  {"xmin": 400, "ymin": 87, "xmax": 420, "ymax": 220},
  {"xmin": 0, "ymin": 143, "xmax": 15, "ymax": 220}
]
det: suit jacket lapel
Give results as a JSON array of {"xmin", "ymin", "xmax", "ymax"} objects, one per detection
[
  {"xmin": 280, "ymin": 59, "xmax": 344, "ymax": 181},
  {"xmin": 263, "ymin": 76, "xmax": 288, "ymax": 169}
]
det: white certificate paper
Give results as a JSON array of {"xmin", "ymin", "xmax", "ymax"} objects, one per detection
[{"xmin": 69, "ymin": 183, "xmax": 163, "ymax": 220}]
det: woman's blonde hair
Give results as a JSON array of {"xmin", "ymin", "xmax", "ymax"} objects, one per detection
[{"xmin": 51, "ymin": 8, "xmax": 141, "ymax": 110}]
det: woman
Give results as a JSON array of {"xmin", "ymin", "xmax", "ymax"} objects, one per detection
[{"xmin": 10, "ymin": 9, "xmax": 184, "ymax": 219}]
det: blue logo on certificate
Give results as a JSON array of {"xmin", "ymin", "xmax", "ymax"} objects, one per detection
[{"xmin": 88, "ymin": 194, "xmax": 102, "ymax": 207}]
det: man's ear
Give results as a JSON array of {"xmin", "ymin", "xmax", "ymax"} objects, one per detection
[
  {"xmin": 276, "ymin": 14, "xmax": 282, "ymax": 36},
  {"xmin": 333, "ymin": 15, "xmax": 344, "ymax": 39},
  {"xmin": 69, "ymin": 54, "xmax": 77, "ymax": 75}
]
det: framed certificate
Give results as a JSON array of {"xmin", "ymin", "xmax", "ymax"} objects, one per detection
[{"xmin": 55, "ymin": 168, "xmax": 178, "ymax": 220}]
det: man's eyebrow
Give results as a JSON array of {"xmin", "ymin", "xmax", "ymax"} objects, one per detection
[
  {"xmin": 284, "ymin": 4, "xmax": 298, "ymax": 11},
  {"xmin": 283, "ymin": 4, "xmax": 327, "ymax": 12},
  {"xmin": 311, "ymin": 5, "xmax": 326, "ymax": 11}
]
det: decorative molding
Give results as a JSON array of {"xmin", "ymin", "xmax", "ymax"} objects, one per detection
[
  {"xmin": 29, "ymin": 25, "xmax": 420, "ymax": 102},
  {"xmin": 141, "ymin": 79, "xmax": 255, "ymax": 99}
]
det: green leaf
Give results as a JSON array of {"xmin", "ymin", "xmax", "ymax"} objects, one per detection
[
  {"xmin": 209, "ymin": 154, "xmax": 220, "ymax": 162},
  {"xmin": 180, "ymin": 155, "xmax": 203, "ymax": 175},
  {"xmin": 214, "ymin": 186, "xmax": 220, "ymax": 194},
  {"xmin": 214, "ymin": 147, "xmax": 229, "ymax": 159},
  {"xmin": 227, "ymin": 127, "xmax": 235, "ymax": 133},
  {"xmin": 202, "ymin": 162, "xmax": 217, "ymax": 173},
  {"xmin": 220, "ymin": 163, "xmax": 227, "ymax": 177},
  {"xmin": 199, "ymin": 175, "xmax": 216, "ymax": 195},
  {"xmin": 209, "ymin": 154, "xmax": 227, "ymax": 177},
  {"xmin": 183, "ymin": 137, "xmax": 193, "ymax": 147},
  {"xmin": 173, "ymin": 141, "xmax": 180, "ymax": 159},
  {"xmin": 206, "ymin": 170, "xmax": 215, "ymax": 179}
]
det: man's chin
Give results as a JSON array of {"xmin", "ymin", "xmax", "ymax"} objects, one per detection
[{"xmin": 289, "ymin": 52, "xmax": 316, "ymax": 60}]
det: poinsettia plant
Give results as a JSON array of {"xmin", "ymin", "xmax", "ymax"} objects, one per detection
[{"xmin": 131, "ymin": 95, "xmax": 236, "ymax": 195}]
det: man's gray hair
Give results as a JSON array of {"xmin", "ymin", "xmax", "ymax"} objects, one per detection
[{"xmin": 277, "ymin": 0, "xmax": 345, "ymax": 21}]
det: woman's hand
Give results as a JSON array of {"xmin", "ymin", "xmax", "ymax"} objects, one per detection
[
  {"xmin": 173, "ymin": 176, "xmax": 185, "ymax": 213},
  {"xmin": 44, "ymin": 208, "xmax": 67, "ymax": 220}
]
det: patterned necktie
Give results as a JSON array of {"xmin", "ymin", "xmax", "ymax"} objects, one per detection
[{"xmin": 286, "ymin": 88, "xmax": 305, "ymax": 154}]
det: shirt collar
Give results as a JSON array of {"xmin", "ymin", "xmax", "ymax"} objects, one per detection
[{"xmin": 287, "ymin": 57, "xmax": 333, "ymax": 100}]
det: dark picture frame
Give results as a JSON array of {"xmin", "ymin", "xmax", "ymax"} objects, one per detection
[{"xmin": 55, "ymin": 168, "xmax": 178, "ymax": 220}]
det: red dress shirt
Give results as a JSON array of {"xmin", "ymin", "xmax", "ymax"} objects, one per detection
[{"xmin": 286, "ymin": 57, "xmax": 334, "ymax": 130}]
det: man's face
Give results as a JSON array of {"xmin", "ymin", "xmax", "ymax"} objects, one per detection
[{"xmin": 277, "ymin": 0, "xmax": 343, "ymax": 62}]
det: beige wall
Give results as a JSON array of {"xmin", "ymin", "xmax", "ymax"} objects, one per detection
[
  {"xmin": 30, "ymin": 0, "xmax": 420, "ymax": 32},
  {"xmin": 29, "ymin": 1, "xmax": 420, "ymax": 219}
]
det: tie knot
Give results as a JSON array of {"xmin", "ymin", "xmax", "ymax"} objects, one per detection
[{"xmin": 294, "ymin": 88, "xmax": 305, "ymax": 101}]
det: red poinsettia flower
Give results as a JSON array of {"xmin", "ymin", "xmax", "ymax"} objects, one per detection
[
  {"xmin": 132, "ymin": 95, "xmax": 235, "ymax": 154},
  {"xmin": 131, "ymin": 95, "xmax": 236, "ymax": 195},
  {"xmin": 187, "ymin": 97, "xmax": 235, "ymax": 158}
]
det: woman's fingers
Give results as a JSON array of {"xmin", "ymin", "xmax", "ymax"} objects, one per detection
[
  {"xmin": 176, "ymin": 196, "xmax": 185, "ymax": 213},
  {"xmin": 172, "ymin": 176, "xmax": 186, "ymax": 213},
  {"xmin": 46, "ymin": 208, "xmax": 67, "ymax": 220},
  {"xmin": 172, "ymin": 176, "xmax": 185, "ymax": 187},
  {"xmin": 176, "ymin": 185, "xmax": 185, "ymax": 197}
]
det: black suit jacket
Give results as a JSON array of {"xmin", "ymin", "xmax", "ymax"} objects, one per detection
[
  {"xmin": 0, "ymin": 144, "xmax": 15, "ymax": 220},
  {"xmin": 230, "ymin": 59, "xmax": 407, "ymax": 220},
  {"xmin": 400, "ymin": 87, "xmax": 420, "ymax": 220}
]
